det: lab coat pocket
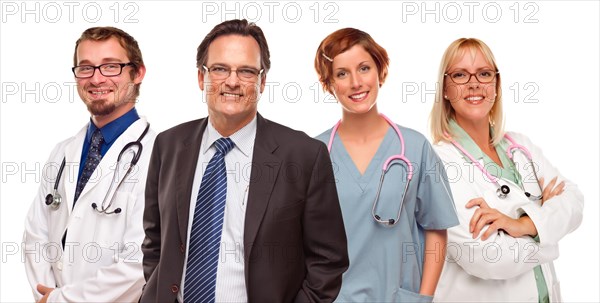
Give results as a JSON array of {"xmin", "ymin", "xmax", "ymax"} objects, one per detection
[
  {"xmin": 393, "ymin": 287, "xmax": 433, "ymax": 303},
  {"xmin": 92, "ymin": 191, "xmax": 133, "ymax": 248}
]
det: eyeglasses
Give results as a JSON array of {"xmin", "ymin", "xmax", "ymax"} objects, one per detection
[
  {"xmin": 444, "ymin": 69, "xmax": 499, "ymax": 84},
  {"xmin": 203, "ymin": 65, "xmax": 263, "ymax": 81},
  {"xmin": 72, "ymin": 63, "xmax": 134, "ymax": 79}
]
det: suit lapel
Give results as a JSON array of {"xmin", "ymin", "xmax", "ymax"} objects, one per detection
[
  {"xmin": 244, "ymin": 114, "xmax": 281, "ymax": 261},
  {"xmin": 176, "ymin": 119, "xmax": 208, "ymax": 245}
]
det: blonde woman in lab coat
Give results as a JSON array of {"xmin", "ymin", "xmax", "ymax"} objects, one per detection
[{"xmin": 430, "ymin": 38, "xmax": 583, "ymax": 302}]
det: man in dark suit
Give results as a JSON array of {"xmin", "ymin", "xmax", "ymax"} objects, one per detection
[{"xmin": 140, "ymin": 19, "xmax": 348, "ymax": 303}]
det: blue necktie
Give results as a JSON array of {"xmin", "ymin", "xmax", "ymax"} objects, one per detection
[
  {"xmin": 63, "ymin": 128, "xmax": 104, "ymax": 248},
  {"xmin": 184, "ymin": 137, "xmax": 235, "ymax": 303},
  {"xmin": 74, "ymin": 128, "xmax": 104, "ymax": 203}
]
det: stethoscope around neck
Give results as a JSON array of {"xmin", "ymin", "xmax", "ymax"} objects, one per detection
[
  {"xmin": 447, "ymin": 132, "xmax": 543, "ymax": 201},
  {"xmin": 327, "ymin": 114, "xmax": 413, "ymax": 227},
  {"xmin": 45, "ymin": 123, "xmax": 150, "ymax": 214}
]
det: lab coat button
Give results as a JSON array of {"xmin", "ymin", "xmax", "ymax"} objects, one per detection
[
  {"xmin": 171, "ymin": 284, "xmax": 179, "ymax": 293},
  {"xmin": 57, "ymin": 262, "xmax": 63, "ymax": 271},
  {"xmin": 180, "ymin": 243, "xmax": 185, "ymax": 253}
]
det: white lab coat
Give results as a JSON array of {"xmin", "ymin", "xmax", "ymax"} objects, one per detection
[
  {"xmin": 23, "ymin": 118, "xmax": 156, "ymax": 302},
  {"xmin": 433, "ymin": 131, "xmax": 583, "ymax": 302}
]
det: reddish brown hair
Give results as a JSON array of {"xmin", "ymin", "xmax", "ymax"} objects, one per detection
[{"xmin": 314, "ymin": 28, "xmax": 389, "ymax": 94}]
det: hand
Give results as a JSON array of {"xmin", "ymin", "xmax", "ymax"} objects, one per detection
[
  {"xmin": 538, "ymin": 176, "xmax": 565, "ymax": 205},
  {"xmin": 36, "ymin": 284, "xmax": 54, "ymax": 303},
  {"xmin": 466, "ymin": 198, "xmax": 537, "ymax": 240}
]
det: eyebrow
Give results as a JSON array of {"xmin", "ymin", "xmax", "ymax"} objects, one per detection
[
  {"xmin": 334, "ymin": 60, "xmax": 371, "ymax": 71},
  {"xmin": 77, "ymin": 58, "xmax": 127, "ymax": 65},
  {"xmin": 209, "ymin": 63, "xmax": 260, "ymax": 69},
  {"xmin": 447, "ymin": 67, "xmax": 494, "ymax": 73}
]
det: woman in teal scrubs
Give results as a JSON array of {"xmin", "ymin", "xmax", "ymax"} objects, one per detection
[{"xmin": 313, "ymin": 28, "xmax": 459, "ymax": 302}]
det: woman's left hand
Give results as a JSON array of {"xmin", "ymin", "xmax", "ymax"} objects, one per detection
[{"xmin": 467, "ymin": 198, "xmax": 537, "ymax": 240}]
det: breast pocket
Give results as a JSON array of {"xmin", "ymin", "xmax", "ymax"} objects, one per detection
[{"xmin": 92, "ymin": 191, "xmax": 133, "ymax": 247}]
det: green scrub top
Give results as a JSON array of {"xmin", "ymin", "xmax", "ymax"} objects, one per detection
[{"xmin": 317, "ymin": 123, "xmax": 459, "ymax": 302}]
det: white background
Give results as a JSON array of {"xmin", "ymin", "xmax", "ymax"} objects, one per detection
[{"xmin": 1, "ymin": 1, "xmax": 598, "ymax": 302}]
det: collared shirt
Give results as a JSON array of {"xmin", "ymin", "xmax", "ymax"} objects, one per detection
[
  {"xmin": 179, "ymin": 115, "xmax": 257, "ymax": 303},
  {"xmin": 77, "ymin": 108, "xmax": 140, "ymax": 180},
  {"xmin": 449, "ymin": 119, "xmax": 549, "ymax": 303},
  {"xmin": 448, "ymin": 119, "xmax": 519, "ymax": 184}
]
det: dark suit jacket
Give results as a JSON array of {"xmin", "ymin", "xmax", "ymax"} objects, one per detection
[{"xmin": 140, "ymin": 114, "xmax": 348, "ymax": 303}]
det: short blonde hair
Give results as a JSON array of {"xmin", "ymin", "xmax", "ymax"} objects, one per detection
[{"xmin": 430, "ymin": 38, "xmax": 504, "ymax": 145}]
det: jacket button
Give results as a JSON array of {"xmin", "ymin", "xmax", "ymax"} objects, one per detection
[
  {"xmin": 180, "ymin": 243, "xmax": 185, "ymax": 253},
  {"xmin": 171, "ymin": 284, "xmax": 179, "ymax": 293}
]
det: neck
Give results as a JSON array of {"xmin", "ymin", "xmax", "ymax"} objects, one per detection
[
  {"xmin": 338, "ymin": 107, "xmax": 387, "ymax": 140},
  {"xmin": 455, "ymin": 116, "xmax": 492, "ymax": 150},
  {"xmin": 209, "ymin": 112, "xmax": 256, "ymax": 137},
  {"xmin": 91, "ymin": 105, "xmax": 134, "ymax": 128}
]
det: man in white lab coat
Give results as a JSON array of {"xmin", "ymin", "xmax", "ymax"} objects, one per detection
[{"xmin": 23, "ymin": 26, "xmax": 156, "ymax": 302}]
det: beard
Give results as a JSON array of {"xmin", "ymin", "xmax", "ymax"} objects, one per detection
[
  {"xmin": 86, "ymin": 98, "xmax": 118, "ymax": 116},
  {"xmin": 80, "ymin": 83, "xmax": 136, "ymax": 116}
]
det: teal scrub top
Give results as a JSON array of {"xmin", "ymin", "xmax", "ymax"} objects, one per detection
[{"xmin": 316, "ymin": 124, "xmax": 459, "ymax": 302}]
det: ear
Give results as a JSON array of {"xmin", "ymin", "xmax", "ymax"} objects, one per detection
[
  {"xmin": 259, "ymin": 73, "xmax": 266, "ymax": 93},
  {"xmin": 329, "ymin": 82, "xmax": 337, "ymax": 98},
  {"xmin": 198, "ymin": 69, "xmax": 205, "ymax": 91},
  {"xmin": 133, "ymin": 65, "xmax": 146, "ymax": 84}
]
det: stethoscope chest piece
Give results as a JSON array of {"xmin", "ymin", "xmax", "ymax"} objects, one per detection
[
  {"xmin": 496, "ymin": 184, "xmax": 510, "ymax": 199},
  {"xmin": 45, "ymin": 191, "xmax": 61, "ymax": 209}
]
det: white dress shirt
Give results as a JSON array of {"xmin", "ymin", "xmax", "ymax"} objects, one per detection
[{"xmin": 179, "ymin": 116, "xmax": 257, "ymax": 302}]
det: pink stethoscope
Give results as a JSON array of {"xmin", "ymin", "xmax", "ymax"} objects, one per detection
[
  {"xmin": 447, "ymin": 133, "xmax": 543, "ymax": 201},
  {"xmin": 327, "ymin": 114, "xmax": 413, "ymax": 226}
]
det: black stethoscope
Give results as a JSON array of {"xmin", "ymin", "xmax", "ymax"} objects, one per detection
[{"xmin": 45, "ymin": 123, "xmax": 150, "ymax": 215}]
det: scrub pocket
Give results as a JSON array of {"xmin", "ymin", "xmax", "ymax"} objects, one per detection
[{"xmin": 393, "ymin": 287, "xmax": 433, "ymax": 303}]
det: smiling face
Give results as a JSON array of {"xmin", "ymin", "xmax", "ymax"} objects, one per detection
[
  {"xmin": 330, "ymin": 44, "xmax": 380, "ymax": 115},
  {"xmin": 198, "ymin": 34, "xmax": 265, "ymax": 130},
  {"xmin": 75, "ymin": 37, "xmax": 145, "ymax": 125},
  {"xmin": 444, "ymin": 48, "xmax": 497, "ymax": 126}
]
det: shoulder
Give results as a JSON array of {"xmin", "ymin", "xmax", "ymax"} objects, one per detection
[
  {"xmin": 52, "ymin": 124, "xmax": 86, "ymax": 151},
  {"xmin": 431, "ymin": 140, "xmax": 459, "ymax": 162},
  {"xmin": 260, "ymin": 117, "xmax": 328, "ymax": 153},
  {"xmin": 160, "ymin": 118, "xmax": 205, "ymax": 137},
  {"xmin": 314, "ymin": 128, "xmax": 333, "ymax": 145},
  {"xmin": 155, "ymin": 118, "xmax": 206, "ymax": 143},
  {"xmin": 503, "ymin": 130, "xmax": 534, "ymax": 146},
  {"xmin": 396, "ymin": 124, "xmax": 429, "ymax": 146}
]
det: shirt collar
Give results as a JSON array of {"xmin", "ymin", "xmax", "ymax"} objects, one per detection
[
  {"xmin": 448, "ymin": 119, "xmax": 486, "ymax": 160},
  {"xmin": 85, "ymin": 108, "xmax": 140, "ymax": 144},
  {"xmin": 202, "ymin": 115, "xmax": 257, "ymax": 157}
]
